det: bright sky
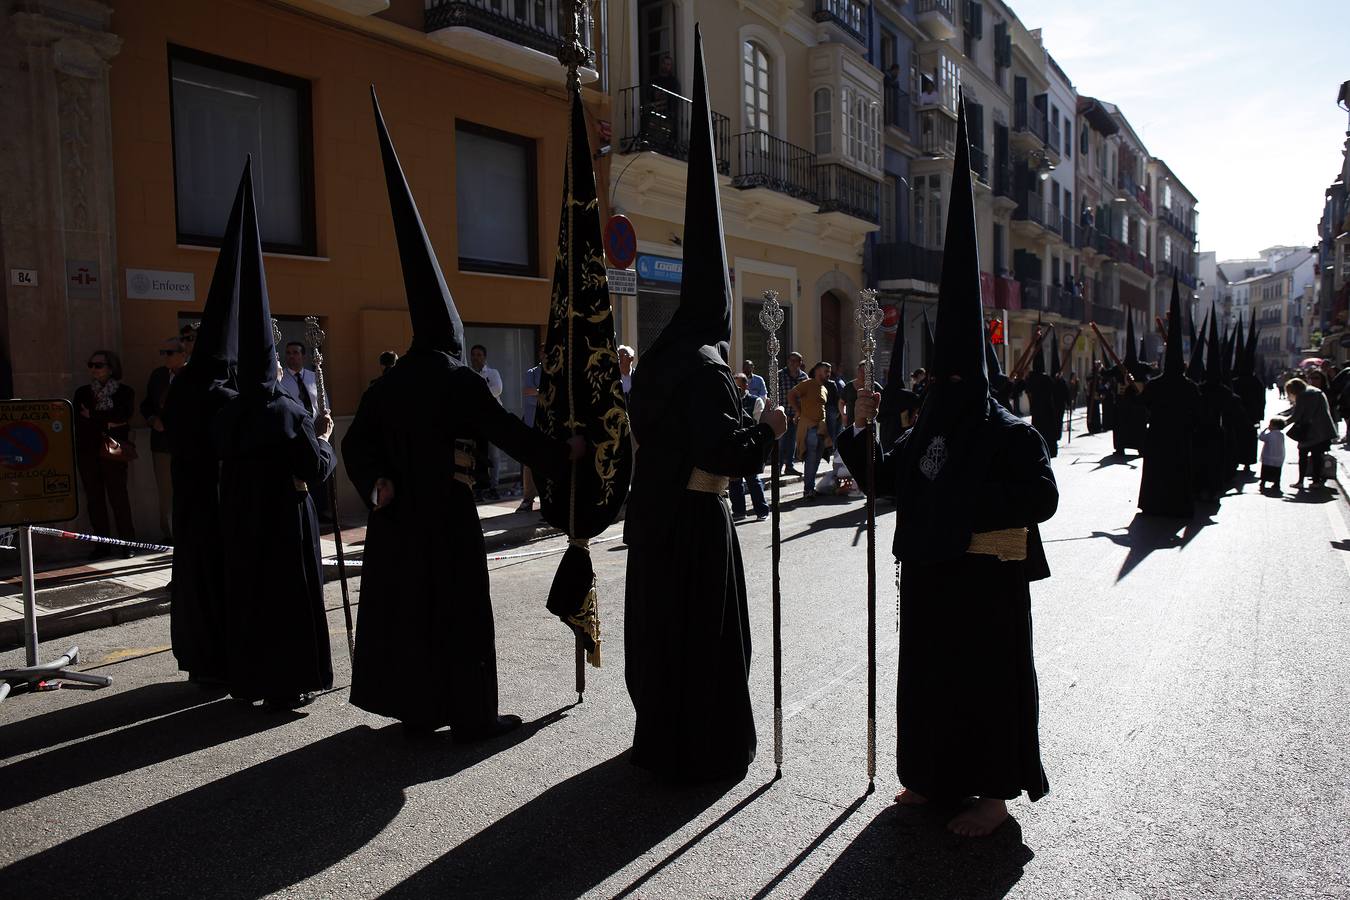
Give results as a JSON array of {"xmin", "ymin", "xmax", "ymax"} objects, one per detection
[{"xmin": 1008, "ymin": 0, "xmax": 1347, "ymax": 259}]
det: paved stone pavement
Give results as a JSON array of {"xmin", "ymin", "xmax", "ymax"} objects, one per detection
[{"xmin": 1, "ymin": 419, "xmax": 1348, "ymax": 898}]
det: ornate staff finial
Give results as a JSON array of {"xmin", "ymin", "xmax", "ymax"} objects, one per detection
[
  {"xmin": 759, "ymin": 290, "xmax": 785, "ymax": 407},
  {"xmin": 270, "ymin": 318, "xmax": 283, "ymax": 352},
  {"xmin": 856, "ymin": 289, "xmax": 884, "ymax": 390},
  {"xmin": 557, "ymin": 0, "xmax": 591, "ymax": 92}
]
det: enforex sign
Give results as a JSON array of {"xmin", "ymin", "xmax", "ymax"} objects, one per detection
[
  {"xmin": 126, "ymin": 268, "xmax": 196, "ymax": 301},
  {"xmin": 606, "ymin": 267, "xmax": 637, "ymax": 296},
  {"xmin": 0, "ymin": 399, "xmax": 78, "ymax": 527}
]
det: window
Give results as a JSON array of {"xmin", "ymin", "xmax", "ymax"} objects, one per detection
[
  {"xmin": 639, "ymin": 0, "xmax": 677, "ymax": 93},
  {"xmin": 1064, "ymin": 121, "xmax": 1072, "ymax": 158},
  {"xmin": 743, "ymin": 41, "xmax": 773, "ymax": 133},
  {"xmin": 168, "ymin": 46, "xmax": 315, "ymax": 255},
  {"xmin": 881, "ymin": 175, "xmax": 898, "ymax": 242},
  {"xmin": 813, "ymin": 88, "xmax": 832, "ymax": 156},
  {"xmin": 456, "ymin": 121, "xmax": 538, "ymax": 276},
  {"xmin": 1163, "ymin": 183, "xmax": 1172, "ymax": 211},
  {"xmin": 913, "ymin": 175, "xmax": 943, "ymax": 248},
  {"xmin": 1080, "ymin": 124, "xmax": 1089, "ymax": 156},
  {"xmin": 1163, "ymin": 234, "xmax": 1172, "ymax": 263}
]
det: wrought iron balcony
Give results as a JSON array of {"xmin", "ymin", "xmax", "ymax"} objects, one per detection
[
  {"xmin": 616, "ymin": 85, "xmax": 731, "ymax": 175},
  {"xmin": 875, "ymin": 241, "xmax": 944, "ymax": 285},
  {"xmin": 1092, "ymin": 305, "xmax": 1124, "ymax": 330},
  {"xmin": 1013, "ymin": 99, "xmax": 1048, "ymax": 144},
  {"xmin": 916, "ymin": 0, "xmax": 955, "ymax": 39},
  {"xmin": 993, "ymin": 161, "xmax": 1013, "ymax": 199},
  {"xmin": 969, "ymin": 145, "xmax": 990, "ymax": 185},
  {"xmin": 1159, "ymin": 260, "xmax": 1198, "ymax": 290},
  {"xmin": 813, "ymin": 0, "xmax": 867, "ymax": 43},
  {"xmin": 425, "ymin": 0, "xmax": 593, "ymax": 62},
  {"xmin": 1019, "ymin": 277, "xmax": 1045, "ymax": 310},
  {"xmin": 733, "ymin": 131, "xmax": 818, "ymax": 202},
  {"xmin": 1048, "ymin": 121, "xmax": 1061, "ymax": 154},
  {"xmin": 1159, "ymin": 206, "xmax": 1197, "ymax": 243},
  {"xmin": 993, "ymin": 274, "xmax": 1022, "ymax": 310},
  {"xmin": 1012, "ymin": 191, "xmax": 1046, "ymax": 228},
  {"xmin": 816, "ymin": 164, "xmax": 880, "ymax": 224},
  {"xmin": 884, "ymin": 83, "xmax": 911, "ymax": 134},
  {"xmin": 918, "ymin": 108, "xmax": 956, "ymax": 157}
]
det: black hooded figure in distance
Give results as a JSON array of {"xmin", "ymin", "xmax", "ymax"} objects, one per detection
[
  {"xmin": 210, "ymin": 174, "xmax": 335, "ymax": 708},
  {"xmin": 1138, "ymin": 277, "xmax": 1202, "ymax": 518},
  {"xmin": 836, "ymin": 97, "xmax": 1057, "ymax": 818},
  {"xmin": 341, "ymin": 91, "xmax": 576, "ymax": 738},
  {"xmin": 1110, "ymin": 312, "xmax": 1149, "ymax": 455},
  {"xmin": 622, "ymin": 26, "xmax": 779, "ymax": 782},
  {"xmin": 160, "ymin": 160, "xmax": 246, "ymax": 684},
  {"xmin": 1020, "ymin": 330, "xmax": 1059, "ymax": 458}
]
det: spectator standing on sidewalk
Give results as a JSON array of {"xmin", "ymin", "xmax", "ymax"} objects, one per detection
[
  {"xmin": 179, "ymin": 322, "xmax": 199, "ymax": 361},
  {"xmin": 822, "ymin": 362, "xmax": 844, "ymax": 451},
  {"xmin": 469, "ymin": 343, "xmax": 504, "ymax": 500},
  {"xmin": 789, "ymin": 362, "xmax": 829, "ymax": 500},
  {"xmin": 279, "ymin": 341, "xmax": 320, "ymax": 415},
  {"xmin": 742, "ymin": 359, "xmax": 767, "ymax": 402},
  {"xmin": 777, "ymin": 351, "xmax": 808, "ymax": 476},
  {"xmin": 142, "ymin": 336, "xmax": 186, "ymax": 542},
  {"xmin": 372, "ymin": 350, "xmax": 399, "ymax": 385},
  {"xmin": 1282, "ymin": 378, "xmax": 1336, "ymax": 491},
  {"xmin": 519, "ymin": 346, "xmax": 543, "ymax": 512},
  {"xmin": 618, "ymin": 345, "xmax": 636, "ymax": 402},
  {"xmin": 730, "ymin": 373, "xmax": 769, "ymax": 520},
  {"xmin": 74, "ymin": 349, "xmax": 137, "ymax": 558}
]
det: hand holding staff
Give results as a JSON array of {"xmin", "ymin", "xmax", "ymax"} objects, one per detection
[
  {"xmin": 1089, "ymin": 321, "xmax": 1135, "ymax": 386},
  {"xmin": 856, "ymin": 288, "xmax": 885, "ymax": 792},
  {"xmin": 303, "ymin": 316, "xmax": 356, "ymax": 662},
  {"xmin": 759, "ymin": 289, "xmax": 786, "ymax": 778}
]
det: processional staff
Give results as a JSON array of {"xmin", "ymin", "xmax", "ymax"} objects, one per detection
[
  {"xmin": 303, "ymin": 315, "xmax": 356, "ymax": 662},
  {"xmin": 856, "ymin": 288, "xmax": 885, "ymax": 792},
  {"xmin": 759, "ymin": 289, "xmax": 786, "ymax": 778}
]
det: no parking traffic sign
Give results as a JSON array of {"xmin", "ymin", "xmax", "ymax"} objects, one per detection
[
  {"xmin": 0, "ymin": 400, "xmax": 78, "ymax": 526},
  {"xmin": 603, "ymin": 215, "xmax": 637, "ymax": 270}
]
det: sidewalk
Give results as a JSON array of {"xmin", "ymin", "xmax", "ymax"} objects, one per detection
[{"xmin": 0, "ymin": 468, "xmax": 811, "ymax": 651}]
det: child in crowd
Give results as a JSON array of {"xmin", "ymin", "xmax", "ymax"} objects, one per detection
[{"xmin": 1258, "ymin": 417, "xmax": 1287, "ymax": 492}]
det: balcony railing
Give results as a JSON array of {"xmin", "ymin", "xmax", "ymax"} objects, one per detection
[
  {"xmin": 1136, "ymin": 185, "xmax": 1153, "ymax": 215},
  {"xmin": 993, "ymin": 161, "xmax": 1013, "ymax": 199},
  {"xmin": 884, "ymin": 83, "xmax": 911, "ymax": 134},
  {"xmin": 616, "ymin": 85, "xmax": 731, "ymax": 175},
  {"xmin": 1013, "ymin": 191, "xmax": 1045, "ymax": 228},
  {"xmin": 1049, "ymin": 121, "xmax": 1061, "ymax": 154},
  {"xmin": 813, "ymin": 0, "xmax": 867, "ymax": 43},
  {"xmin": 425, "ymin": 0, "xmax": 593, "ymax": 62},
  {"xmin": 733, "ymin": 131, "xmax": 818, "ymax": 202},
  {"xmin": 1091, "ymin": 305, "xmax": 1124, "ymax": 330},
  {"xmin": 1159, "ymin": 206, "xmax": 1197, "ymax": 242},
  {"xmin": 816, "ymin": 164, "xmax": 880, "ymax": 224},
  {"xmin": 1050, "ymin": 285, "xmax": 1084, "ymax": 320},
  {"xmin": 1013, "ymin": 99, "xmax": 1048, "ymax": 144},
  {"xmin": 1019, "ymin": 278, "xmax": 1045, "ymax": 311},
  {"xmin": 1047, "ymin": 206, "xmax": 1064, "ymax": 239},
  {"xmin": 916, "ymin": 0, "xmax": 954, "ymax": 23},
  {"xmin": 1159, "ymin": 260, "xmax": 1198, "ymax": 290},
  {"xmin": 969, "ymin": 145, "xmax": 990, "ymax": 184},
  {"xmin": 875, "ymin": 241, "xmax": 944, "ymax": 285},
  {"xmin": 919, "ymin": 108, "xmax": 956, "ymax": 157},
  {"xmin": 993, "ymin": 274, "xmax": 1021, "ymax": 310}
]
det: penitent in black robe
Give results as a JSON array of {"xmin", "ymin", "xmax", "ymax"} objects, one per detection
[
  {"xmin": 1021, "ymin": 371, "xmax": 1059, "ymax": 458},
  {"xmin": 1194, "ymin": 382, "xmax": 1239, "ymax": 499},
  {"xmin": 624, "ymin": 351, "xmax": 775, "ymax": 781},
  {"xmin": 342, "ymin": 351, "xmax": 567, "ymax": 731},
  {"xmin": 1231, "ymin": 373, "xmax": 1264, "ymax": 466},
  {"xmin": 1138, "ymin": 374, "xmax": 1202, "ymax": 518},
  {"xmin": 837, "ymin": 402, "xmax": 1056, "ymax": 802},
  {"xmin": 213, "ymin": 388, "xmax": 336, "ymax": 701},
  {"xmin": 1111, "ymin": 371, "xmax": 1148, "ymax": 454},
  {"xmin": 162, "ymin": 376, "xmax": 236, "ymax": 680}
]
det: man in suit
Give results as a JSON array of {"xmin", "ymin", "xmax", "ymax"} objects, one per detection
[
  {"xmin": 142, "ymin": 336, "xmax": 187, "ymax": 541},
  {"xmin": 280, "ymin": 340, "xmax": 330, "ymax": 519}
]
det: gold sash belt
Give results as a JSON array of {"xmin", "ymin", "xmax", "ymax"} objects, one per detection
[
  {"xmin": 453, "ymin": 448, "xmax": 476, "ymax": 488},
  {"xmin": 967, "ymin": 527, "xmax": 1029, "ymax": 561},
  {"xmin": 293, "ymin": 477, "xmax": 308, "ymax": 493},
  {"xmin": 686, "ymin": 467, "xmax": 730, "ymax": 494}
]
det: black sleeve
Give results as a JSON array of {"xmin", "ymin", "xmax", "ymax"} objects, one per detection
[
  {"xmin": 687, "ymin": 367, "xmax": 776, "ymax": 478},
  {"xmin": 290, "ymin": 411, "xmax": 336, "ymax": 491},
  {"xmin": 972, "ymin": 424, "xmax": 1059, "ymax": 531},
  {"xmin": 470, "ymin": 374, "xmax": 568, "ymax": 480},
  {"xmin": 835, "ymin": 422, "xmax": 903, "ymax": 498},
  {"xmin": 341, "ymin": 385, "xmax": 385, "ymax": 508}
]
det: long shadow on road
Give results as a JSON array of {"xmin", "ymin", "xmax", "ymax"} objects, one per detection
[
  {"xmin": 0, "ymin": 712, "xmax": 566, "ymax": 897},
  {"xmin": 386, "ymin": 753, "xmax": 740, "ymax": 898},
  {"xmin": 800, "ymin": 804, "xmax": 1033, "ymax": 899},
  {"xmin": 1087, "ymin": 503, "xmax": 1219, "ymax": 582}
]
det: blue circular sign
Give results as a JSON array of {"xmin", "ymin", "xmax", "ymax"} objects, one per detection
[{"xmin": 604, "ymin": 215, "xmax": 637, "ymax": 269}]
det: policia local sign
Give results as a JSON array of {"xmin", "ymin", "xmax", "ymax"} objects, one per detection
[{"xmin": 0, "ymin": 400, "xmax": 78, "ymax": 527}]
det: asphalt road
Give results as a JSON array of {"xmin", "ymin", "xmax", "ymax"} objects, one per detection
[{"xmin": 2, "ymin": 418, "xmax": 1349, "ymax": 899}]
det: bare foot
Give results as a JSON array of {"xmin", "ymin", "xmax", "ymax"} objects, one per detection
[
  {"xmin": 947, "ymin": 798, "xmax": 1009, "ymax": 836},
  {"xmin": 894, "ymin": 788, "xmax": 928, "ymax": 805}
]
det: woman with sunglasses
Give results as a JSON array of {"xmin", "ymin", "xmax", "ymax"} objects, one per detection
[{"xmin": 73, "ymin": 350, "xmax": 138, "ymax": 557}]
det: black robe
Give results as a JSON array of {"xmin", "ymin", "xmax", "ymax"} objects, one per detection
[
  {"xmin": 624, "ymin": 352, "xmax": 775, "ymax": 781},
  {"xmin": 1138, "ymin": 374, "xmax": 1202, "ymax": 518},
  {"xmin": 342, "ymin": 351, "xmax": 567, "ymax": 730},
  {"xmin": 1051, "ymin": 376, "xmax": 1070, "ymax": 442},
  {"xmin": 1111, "ymin": 369, "xmax": 1148, "ymax": 453},
  {"xmin": 161, "ymin": 375, "xmax": 236, "ymax": 680},
  {"xmin": 1020, "ymin": 371, "xmax": 1059, "ymax": 458},
  {"xmin": 1194, "ymin": 382, "xmax": 1238, "ymax": 499},
  {"xmin": 1232, "ymin": 374, "xmax": 1265, "ymax": 466},
  {"xmin": 1099, "ymin": 371, "xmax": 1117, "ymax": 432},
  {"xmin": 213, "ymin": 388, "xmax": 336, "ymax": 701},
  {"xmin": 837, "ymin": 403, "xmax": 1055, "ymax": 802}
]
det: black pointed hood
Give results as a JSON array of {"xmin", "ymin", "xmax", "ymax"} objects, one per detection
[
  {"xmin": 1188, "ymin": 309, "xmax": 1208, "ymax": 381},
  {"xmin": 234, "ymin": 159, "xmax": 278, "ymax": 395},
  {"xmin": 372, "ymin": 87, "xmax": 465, "ymax": 360},
  {"xmin": 184, "ymin": 158, "xmax": 247, "ymax": 386},
  {"xmin": 1050, "ymin": 326, "xmax": 1063, "ymax": 378},
  {"xmin": 1123, "ymin": 312, "xmax": 1138, "ymax": 368},
  {"xmin": 1164, "ymin": 275, "xmax": 1185, "ymax": 377},
  {"xmin": 928, "ymin": 95, "xmax": 987, "ymax": 392},
  {"xmin": 1032, "ymin": 328, "xmax": 1047, "ymax": 374},
  {"xmin": 1244, "ymin": 313, "xmax": 1259, "ymax": 374},
  {"xmin": 922, "ymin": 310, "xmax": 937, "ymax": 369},
  {"xmin": 646, "ymin": 25, "xmax": 731, "ymax": 362},
  {"xmin": 1205, "ymin": 304, "xmax": 1223, "ymax": 384}
]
